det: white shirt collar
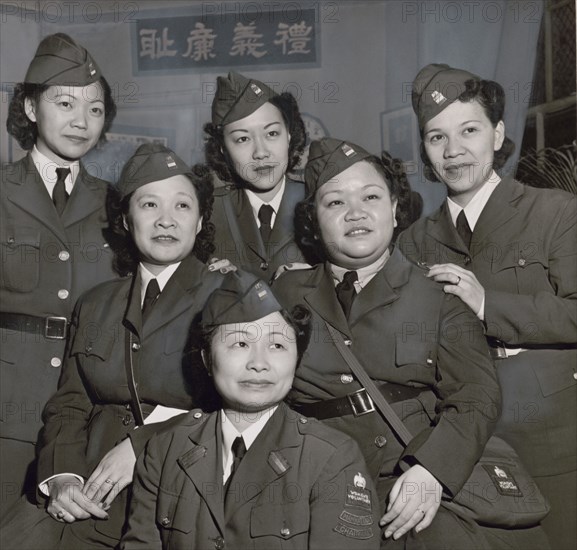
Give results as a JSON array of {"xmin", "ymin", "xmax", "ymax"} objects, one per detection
[
  {"xmin": 244, "ymin": 177, "xmax": 286, "ymax": 228},
  {"xmin": 220, "ymin": 406, "xmax": 278, "ymax": 482},
  {"xmin": 330, "ymin": 248, "xmax": 391, "ymax": 293},
  {"xmin": 447, "ymin": 171, "xmax": 501, "ymax": 230},
  {"xmin": 30, "ymin": 145, "xmax": 80, "ymax": 197},
  {"xmin": 138, "ymin": 262, "xmax": 181, "ymax": 306}
]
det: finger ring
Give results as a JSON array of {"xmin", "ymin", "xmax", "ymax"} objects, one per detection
[
  {"xmin": 56, "ymin": 511, "xmax": 65, "ymax": 519},
  {"xmin": 105, "ymin": 479, "xmax": 114, "ymax": 484},
  {"xmin": 456, "ymin": 276, "xmax": 461, "ymax": 285}
]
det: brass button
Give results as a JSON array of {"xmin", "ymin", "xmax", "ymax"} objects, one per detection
[
  {"xmin": 131, "ymin": 342, "xmax": 141, "ymax": 351},
  {"xmin": 573, "ymin": 372, "xmax": 577, "ymax": 381},
  {"xmin": 281, "ymin": 527, "xmax": 291, "ymax": 537},
  {"xmin": 193, "ymin": 411, "xmax": 202, "ymax": 419},
  {"xmin": 7, "ymin": 237, "xmax": 15, "ymax": 244},
  {"xmin": 58, "ymin": 289, "xmax": 69, "ymax": 300},
  {"xmin": 125, "ymin": 404, "xmax": 131, "ymax": 410},
  {"xmin": 85, "ymin": 344, "xmax": 93, "ymax": 353},
  {"xmin": 260, "ymin": 262, "xmax": 269, "ymax": 271},
  {"xmin": 464, "ymin": 256, "xmax": 472, "ymax": 265},
  {"xmin": 344, "ymin": 339, "xmax": 352, "ymax": 347},
  {"xmin": 340, "ymin": 374, "xmax": 354, "ymax": 384},
  {"xmin": 214, "ymin": 536, "xmax": 225, "ymax": 549},
  {"xmin": 50, "ymin": 357, "xmax": 62, "ymax": 368},
  {"xmin": 160, "ymin": 516, "xmax": 170, "ymax": 527},
  {"xmin": 122, "ymin": 415, "xmax": 132, "ymax": 426},
  {"xmin": 518, "ymin": 258, "xmax": 526, "ymax": 267},
  {"xmin": 374, "ymin": 435, "xmax": 387, "ymax": 448},
  {"xmin": 58, "ymin": 251, "xmax": 70, "ymax": 261},
  {"xmin": 299, "ymin": 417, "xmax": 308, "ymax": 424}
]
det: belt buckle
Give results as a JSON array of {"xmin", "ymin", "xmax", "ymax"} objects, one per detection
[
  {"xmin": 45, "ymin": 316, "xmax": 67, "ymax": 340},
  {"xmin": 491, "ymin": 340, "xmax": 508, "ymax": 360},
  {"xmin": 347, "ymin": 389, "xmax": 375, "ymax": 417}
]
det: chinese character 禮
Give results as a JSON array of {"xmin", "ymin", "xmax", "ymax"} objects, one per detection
[{"xmin": 273, "ymin": 21, "xmax": 312, "ymax": 55}]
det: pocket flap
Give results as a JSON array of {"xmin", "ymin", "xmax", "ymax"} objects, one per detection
[
  {"xmin": 250, "ymin": 502, "xmax": 310, "ymax": 539},
  {"xmin": 1, "ymin": 226, "xmax": 40, "ymax": 248},
  {"xmin": 395, "ymin": 336, "xmax": 436, "ymax": 368},
  {"xmin": 156, "ymin": 493, "xmax": 193, "ymax": 534},
  {"xmin": 70, "ymin": 332, "xmax": 115, "ymax": 361}
]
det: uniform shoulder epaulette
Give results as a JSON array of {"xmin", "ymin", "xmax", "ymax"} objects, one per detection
[{"xmin": 295, "ymin": 414, "xmax": 350, "ymax": 447}]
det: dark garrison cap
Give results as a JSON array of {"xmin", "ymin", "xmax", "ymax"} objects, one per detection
[
  {"xmin": 118, "ymin": 143, "xmax": 193, "ymax": 199},
  {"xmin": 304, "ymin": 137, "xmax": 373, "ymax": 196},
  {"xmin": 411, "ymin": 63, "xmax": 480, "ymax": 130},
  {"xmin": 202, "ymin": 271, "xmax": 282, "ymax": 326},
  {"xmin": 24, "ymin": 33, "xmax": 102, "ymax": 86},
  {"xmin": 212, "ymin": 71, "xmax": 277, "ymax": 126}
]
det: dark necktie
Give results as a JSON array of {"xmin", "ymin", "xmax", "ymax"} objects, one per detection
[
  {"xmin": 456, "ymin": 210, "xmax": 473, "ymax": 250},
  {"xmin": 336, "ymin": 271, "xmax": 358, "ymax": 318},
  {"xmin": 258, "ymin": 204, "xmax": 274, "ymax": 244},
  {"xmin": 142, "ymin": 278, "xmax": 161, "ymax": 321},
  {"xmin": 225, "ymin": 436, "xmax": 247, "ymax": 499},
  {"xmin": 53, "ymin": 167, "xmax": 70, "ymax": 215}
]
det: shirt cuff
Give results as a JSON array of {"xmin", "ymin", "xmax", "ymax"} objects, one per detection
[
  {"xmin": 38, "ymin": 473, "xmax": 84, "ymax": 496},
  {"xmin": 477, "ymin": 296, "xmax": 485, "ymax": 321}
]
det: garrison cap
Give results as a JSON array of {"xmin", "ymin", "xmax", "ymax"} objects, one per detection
[
  {"xmin": 202, "ymin": 271, "xmax": 282, "ymax": 326},
  {"xmin": 24, "ymin": 33, "xmax": 101, "ymax": 86},
  {"xmin": 411, "ymin": 63, "xmax": 480, "ymax": 130},
  {"xmin": 304, "ymin": 137, "xmax": 373, "ymax": 195},
  {"xmin": 211, "ymin": 71, "xmax": 277, "ymax": 126},
  {"xmin": 118, "ymin": 143, "xmax": 192, "ymax": 199}
]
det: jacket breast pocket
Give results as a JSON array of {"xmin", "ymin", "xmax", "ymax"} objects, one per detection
[
  {"xmin": 250, "ymin": 501, "xmax": 310, "ymax": 548},
  {"xmin": 395, "ymin": 336, "xmax": 436, "ymax": 376},
  {"xmin": 0, "ymin": 226, "xmax": 41, "ymax": 293},
  {"xmin": 491, "ymin": 248, "xmax": 551, "ymax": 296}
]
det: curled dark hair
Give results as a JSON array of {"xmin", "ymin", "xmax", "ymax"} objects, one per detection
[
  {"xmin": 106, "ymin": 163, "xmax": 215, "ymax": 277},
  {"xmin": 200, "ymin": 303, "xmax": 312, "ymax": 365},
  {"xmin": 295, "ymin": 153, "xmax": 421, "ymax": 264},
  {"xmin": 6, "ymin": 78, "xmax": 117, "ymax": 151},
  {"xmin": 420, "ymin": 78, "xmax": 515, "ymax": 182},
  {"xmin": 203, "ymin": 92, "xmax": 306, "ymax": 186}
]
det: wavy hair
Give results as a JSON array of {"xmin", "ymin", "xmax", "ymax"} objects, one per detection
[
  {"xmin": 295, "ymin": 152, "xmax": 422, "ymax": 264},
  {"xmin": 204, "ymin": 92, "xmax": 306, "ymax": 186},
  {"xmin": 420, "ymin": 78, "xmax": 516, "ymax": 182},
  {"xmin": 6, "ymin": 78, "xmax": 117, "ymax": 151},
  {"xmin": 106, "ymin": 163, "xmax": 216, "ymax": 277}
]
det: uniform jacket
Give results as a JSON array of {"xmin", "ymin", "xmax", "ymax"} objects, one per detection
[
  {"xmin": 210, "ymin": 179, "xmax": 305, "ymax": 282},
  {"xmin": 272, "ymin": 247, "xmax": 501, "ymax": 497},
  {"xmin": 398, "ymin": 177, "xmax": 577, "ymax": 475},
  {"xmin": 0, "ymin": 154, "xmax": 117, "ymax": 444},
  {"xmin": 121, "ymin": 402, "xmax": 380, "ymax": 550},
  {"xmin": 36, "ymin": 255, "xmax": 224, "ymax": 540}
]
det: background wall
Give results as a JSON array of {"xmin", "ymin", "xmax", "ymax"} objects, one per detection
[{"xmin": 0, "ymin": 0, "xmax": 544, "ymax": 212}]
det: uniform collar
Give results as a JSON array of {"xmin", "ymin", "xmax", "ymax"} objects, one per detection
[
  {"xmin": 31, "ymin": 145, "xmax": 80, "ymax": 195},
  {"xmin": 329, "ymin": 248, "xmax": 391, "ymax": 292},
  {"xmin": 138, "ymin": 262, "xmax": 181, "ymax": 306},
  {"xmin": 244, "ymin": 177, "xmax": 286, "ymax": 227}
]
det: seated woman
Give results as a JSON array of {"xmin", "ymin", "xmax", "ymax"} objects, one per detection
[
  {"xmin": 0, "ymin": 144, "xmax": 226, "ymax": 549},
  {"xmin": 398, "ymin": 63, "xmax": 576, "ymax": 550},
  {"xmin": 204, "ymin": 71, "xmax": 307, "ymax": 281},
  {"xmin": 121, "ymin": 271, "xmax": 380, "ymax": 550},
  {"xmin": 272, "ymin": 137, "xmax": 550, "ymax": 549}
]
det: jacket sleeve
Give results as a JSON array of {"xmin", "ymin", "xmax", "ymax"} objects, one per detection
[
  {"xmin": 37, "ymin": 302, "xmax": 94, "ymax": 483},
  {"xmin": 484, "ymin": 194, "xmax": 577, "ymax": 345},
  {"xmin": 120, "ymin": 435, "xmax": 163, "ymax": 550},
  {"xmin": 402, "ymin": 296, "xmax": 501, "ymax": 496},
  {"xmin": 309, "ymin": 437, "xmax": 381, "ymax": 550}
]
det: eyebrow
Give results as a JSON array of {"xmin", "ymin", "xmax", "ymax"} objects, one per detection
[
  {"xmin": 425, "ymin": 119, "xmax": 483, "ymax": 134},
  {"xmin": 320, "ymin": 183, "xmax": 385, "ymax": 196},
  {"xmin": 227, "ymin": 121, "xmax": 282, "ymax": 134}
]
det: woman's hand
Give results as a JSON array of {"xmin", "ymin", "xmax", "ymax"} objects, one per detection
[
  {"xmin": 208, "ymin": 257, "xmax": 237, "ymax": 274},
  {"xmin": 379, "ymin": 465, "xmax": 442, "ymax": 540},
  {"xmin": 47, "ymin": 475, "xmax": 108, "ymax": 523},
  {"xmin": 426, "ymin": 263, "xmax": 485, "ymax": 317},
  {"xmin": 82, "ymin": 438, "xmax": 136, "ymax": 509}
]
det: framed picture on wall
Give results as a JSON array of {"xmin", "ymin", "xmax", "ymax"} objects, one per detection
[{"xmin": 380, "ymin": 107, "xmax": 419, "ymax": 170}]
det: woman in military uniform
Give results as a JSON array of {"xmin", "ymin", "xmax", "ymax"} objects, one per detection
[
  {"xmin": 1, "ymin": 144, "xmax": 226, "ymax": 549},
  {"xmin": 0, "ymin": 33, "xmax": 117, "ymax": 518},
  {"xmin": 398, "ymin": 63, "xmax": 577, "ymax": 550},
  {"xmin": 272, "ymin": 137, "xmax": 550, "ymax": 549},
  {"xmin": 204, "ymin": 71, "xmax": 307, "ymax": 282},
  {"xmin": 122, "ymin": 271, "xmax": 380, "ymax": 550}
]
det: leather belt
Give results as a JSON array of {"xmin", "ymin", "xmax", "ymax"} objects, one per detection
[
  {"xmin": 293, "ymin": 383, "xmax": 424, "ymax": 420},
  {"xmin": 487, "ymin": 338, "xmax": 525, "ymax": 360},
  {"xmin": 0, "ymin": 312, "xmax": 68, "ymax": 340}
]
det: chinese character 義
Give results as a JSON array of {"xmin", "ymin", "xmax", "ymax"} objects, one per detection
[{"xmin": 229, "ymin": 22, "xmax": 267, "ymax": 58}]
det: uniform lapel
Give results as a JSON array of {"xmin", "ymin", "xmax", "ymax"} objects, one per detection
[
  {"xmin": 268, "ymin": 180, "xmax": 303, "ymax": 251},
  {"xmin": 61, "ymin": 164, "xmax": 108, "ymax": 228},
  {"xmin": 177, "ymin": 413, "xmax": 226, "ymax": 536},
  {"xmin": 231, "ymin": 188, "xmax": 267, "ymax": 261},
  {"xmin": 348, "ymin": 247, "xmax": 410, "ymax": 325},
  {"xmin": 123, "ymin": 273, "xmax": 143, "ymax": 336},
  {"xmin": 3, "ymin": 155, "xmax": 68, "ymax": 243},
  {"xmin": 224, "ymin": 403, "xmax": 301, "ymax": 519},
  {"xmin": 303, "ymin": 264, "xmax": 351, "ymax": 337},
  {"xmin": 473, "ymin": 178, "xmax": 521, "ymax": 249},
  {"xmin": 425, "ymin": 202, "xmax": 468, "ymax": 256},
  {"xmin": 142, "ymin": 256, "xmax": 206, "ymax": 337}
]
